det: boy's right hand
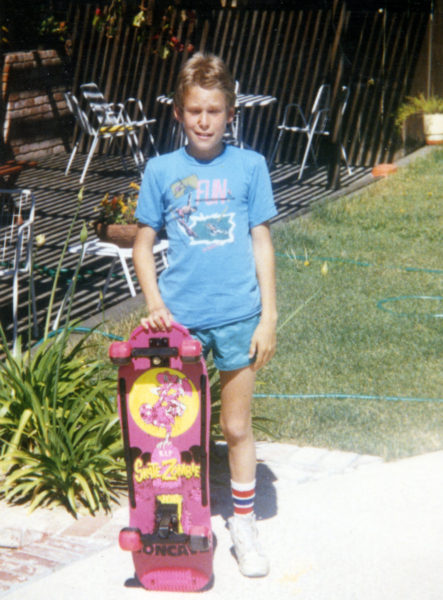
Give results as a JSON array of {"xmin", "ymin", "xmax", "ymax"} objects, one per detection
[{"xmin": 141, "ymin": 306, "xmax": 173, "ymax": 332}]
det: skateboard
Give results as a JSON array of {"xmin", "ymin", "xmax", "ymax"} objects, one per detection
[{"xmin": 109, "ymin": 322, "xmax": 213, "ymax": 592}]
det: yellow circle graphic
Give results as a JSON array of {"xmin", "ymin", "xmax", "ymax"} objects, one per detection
[{"xmin": 129, "ymin": 368, "xmax": 199, "ymax": 438}]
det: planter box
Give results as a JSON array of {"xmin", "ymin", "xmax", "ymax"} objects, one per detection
[{"xmin": 94, "ymin": 222, "xmax": 137, "ymax": 248}]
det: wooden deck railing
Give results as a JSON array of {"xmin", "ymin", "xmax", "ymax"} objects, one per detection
[{"xmin": 1, "ymin": 2, "xmax": 431, "ymax": 187}]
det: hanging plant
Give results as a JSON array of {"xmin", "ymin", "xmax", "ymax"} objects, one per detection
[{"xmin": 92, "ymin": 1, "xmax": 196, "ymax": 58}]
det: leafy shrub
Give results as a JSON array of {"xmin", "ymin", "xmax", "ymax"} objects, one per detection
[
  {"xmin": 0, "ymin": 189, "xmax": 125, "ymax": 516},
  {"xmin": 0, "ymin": 331, "xmax": 125, "ymax": 515}
]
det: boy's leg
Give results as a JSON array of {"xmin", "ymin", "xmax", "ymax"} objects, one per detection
[
  {"xmin": 219, "ymin": 366, "xmax": 256, "ymax": 483},
  {"xmin": 219, "ymin": 366, "xmax": 269, "ymax": 577}
]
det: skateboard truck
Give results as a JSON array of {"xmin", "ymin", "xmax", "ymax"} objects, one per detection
[{"xmin": 156, "ymin": 502, "xmax": 179, "ymax": 538}]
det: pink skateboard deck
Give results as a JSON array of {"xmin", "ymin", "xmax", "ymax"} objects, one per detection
[{"xmin": 109, "ymin": 323, "xmax": 213, "ymax": 591}]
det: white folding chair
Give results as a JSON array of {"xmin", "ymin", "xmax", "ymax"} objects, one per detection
[
  {"xmin": 270, "ymin": 84, "xmax": 331, "ymax": 179},
  {"xmin": 0, "ymin": 188, "xmax": 37, "ymax": 353},
  {"xmin": 64, "ymin": 91, "xmax": 145, "ymax": 183},
  {"xmin": 270, "ymin": 84, "xmax": 352, "ymax": 179}
]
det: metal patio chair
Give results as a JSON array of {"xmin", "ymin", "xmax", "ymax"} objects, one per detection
[
  {"xmin": 64, "ymin": 91, "xmax": 145, "ymax": 184},
  {"xmin": 81, "ymin": 84, "xmax": 159, "ymax": 160},
  {"xmin": 121, "ymin": 97, "xmax": 159, "ymax": 159},
  {"xmin": 270, "ymin": 84, "xmax": 352, "ymax": 179},
  {"xmin": 80, "ymin": 82, "xmax": 120, "ymax": 122},
  {"xmin": 0, "ymin": 188, "xmax": 37, "ymax": 354},
  {"xmin": 269, "ymin": 83, "xmax": 331, "ymax": 179}
]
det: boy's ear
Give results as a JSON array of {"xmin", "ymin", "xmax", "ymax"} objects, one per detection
[
  {"xmin": 227, "ymin": 106, "xmax": 235, "ymax": 124},
  {"xmin": 173, "ymin": 104, "xmax": 183, "ymax": 122}
]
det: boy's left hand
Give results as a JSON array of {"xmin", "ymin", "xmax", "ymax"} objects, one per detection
[{"xmin": 249, "ymin": 319, "xmax": 276, "ymax": 371}]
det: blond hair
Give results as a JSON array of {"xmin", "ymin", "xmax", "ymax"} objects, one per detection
[{"xmin": 174, "ymin": 52, "xmax": 236, "ymax": 112}]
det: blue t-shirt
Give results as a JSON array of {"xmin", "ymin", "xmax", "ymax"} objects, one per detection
[{"xmin": 135, "ymin": 144, "xmax": 277, "ymax": 329}]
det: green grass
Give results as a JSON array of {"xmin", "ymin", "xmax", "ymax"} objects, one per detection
[
  {"xmin": 85, "ymin": 149, "xmax": 443, "ymax": 461},
  {"xmin": 255, "ymin": 149, "xmax": 443, "ymax": 459}
]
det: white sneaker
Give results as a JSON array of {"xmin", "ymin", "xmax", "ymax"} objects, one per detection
[{"xmin": 228, "ymin": 513, "xmax": 270, "ymax": 577}]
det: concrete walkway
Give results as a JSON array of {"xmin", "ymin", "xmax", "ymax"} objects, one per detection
[{"xmin": 1, "ymin": 443, "xmax": 442, "ymax": 599}]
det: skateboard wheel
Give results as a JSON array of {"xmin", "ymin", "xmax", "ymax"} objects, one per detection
[
  {"xmin": 180, "ymin": 339, "xmax": 202, "ymax": 363},
  {"xmin": 189, "ymin": 525, "xmax": 211, "ymax": 552},
  {"xmin": 119, "ymin": 527, "xmax": 142, "ymax": 552},
  {"xmin": 109, "ymin": 341, "xmax": 132, "ymax": 365}
]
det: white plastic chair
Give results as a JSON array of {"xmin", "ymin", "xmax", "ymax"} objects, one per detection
[
  {"xmin": 0, "ymin": 188, "xmax": 37, "ymax": 353},
  {"xmin": 64, "ymin": 91, "xmax": 145, "ymax": 183}
]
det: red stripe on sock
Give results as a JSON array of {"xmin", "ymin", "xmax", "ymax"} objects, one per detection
[
  {"xmin": 232, "ymin": 488, "xmax": 255, "ymax": 499},
  {"xmin": 234, "ymin": 505, "xmax": 254, "ymax": 515}
]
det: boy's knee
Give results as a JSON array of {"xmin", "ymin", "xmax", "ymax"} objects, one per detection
[{"xmin": 220, "ymin": 415, "xmax": 252, "ymax": 446}]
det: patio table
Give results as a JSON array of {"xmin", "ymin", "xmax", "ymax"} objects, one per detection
[
  {"xmin": 234, "ymin": 93, "xmax": 277, "ymax": 148},
  {"xmin": 156, "ymin": 92, "xmax": 277, "ymax": 149}
]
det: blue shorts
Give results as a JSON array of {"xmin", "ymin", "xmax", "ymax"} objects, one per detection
[{"xmin": 189, "ymin": 314, "xmax": 260, "ymax": 371}]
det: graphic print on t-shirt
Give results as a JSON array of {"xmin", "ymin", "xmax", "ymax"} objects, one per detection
[{"xmin": 170, "ymin": 174, "xmax": 235, "ymax": 248}]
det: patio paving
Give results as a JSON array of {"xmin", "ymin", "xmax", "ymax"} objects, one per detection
[{"xmin": 0, "ymin": 151, "xmax": 371, "ymax": 348}]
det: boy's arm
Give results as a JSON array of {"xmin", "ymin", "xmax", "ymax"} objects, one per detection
[
  {"xmin": 250, "ymin": 222, "xmax": 277, "ymax": 371},
  {"xmin": 132, "ymin": 224, "xmax": 172, "ymax": 330}
]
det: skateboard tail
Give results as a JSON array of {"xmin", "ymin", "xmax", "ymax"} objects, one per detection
[{"xmin": 139, "ymin": 567, "xmax": 210, "ymax": 592}]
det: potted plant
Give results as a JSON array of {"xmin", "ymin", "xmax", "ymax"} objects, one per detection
[
  {"xmin": 396, "ymin": 94, "xmax": 443, "ymax": 145},
  {"xmin": 93, "ymin": 183, "xmax": 139, "ymax": 248}
]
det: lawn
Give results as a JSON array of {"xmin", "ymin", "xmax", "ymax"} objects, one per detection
[
  {"xmin": 255, "ymin": 149, "xmax": 443, "ymax": 459},
  {"xmin": 1, "ymin": 152, "xmax": 440, "ymax": 514},
  {"xmin": 89, "ymin": 149, "xmax": 443, "ymax": 461}
]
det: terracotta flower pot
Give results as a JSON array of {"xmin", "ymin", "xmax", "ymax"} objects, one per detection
[{"xmin": 94, "ymin": 222, "xmax": 138, "ymax": 248}]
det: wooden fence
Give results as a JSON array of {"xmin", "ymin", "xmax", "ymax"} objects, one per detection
[{"xmin": 2, "ymin": 2, "xmax": 432, "ymax": 187}]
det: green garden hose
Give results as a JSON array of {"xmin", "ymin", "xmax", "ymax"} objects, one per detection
[
  {"xmin": 377, "ymin": 295, "xmax": 443, "ymax": 318},
  {"xmin": 254, "ymin": 393, "xmax": 443, "ymax": 403},
  {"xmin": 276, "ymin": 251, "xmax": 443, "ymax": 275},
  {"xmin": 35, "ymin": 252, "xmax": 441, "ymax": 404},
  {"xmin": 33, "ymin": 327, "xmax": 123, "ymax": 348},
  {"xmin": 277, "ymin": 252, "xmax": 443, "ymax": 318}
]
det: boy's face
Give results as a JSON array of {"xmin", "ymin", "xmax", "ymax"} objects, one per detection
[{"xmin": 174, "ymin": 85, "xmax": 235, "ymax": 161}]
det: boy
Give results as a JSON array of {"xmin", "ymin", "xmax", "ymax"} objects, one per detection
[{"xmin": 133, "ymin": 52, "xmax": 277, "ymax": 578}]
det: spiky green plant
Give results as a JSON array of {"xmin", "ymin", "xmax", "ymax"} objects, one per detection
[
  {"xmin": 0, "ymin": 189, "xmax": 125, "ymax": 516},
  {"xmin": 0, "ymin": 329, "xmax": 125, "ymax": 514}
]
